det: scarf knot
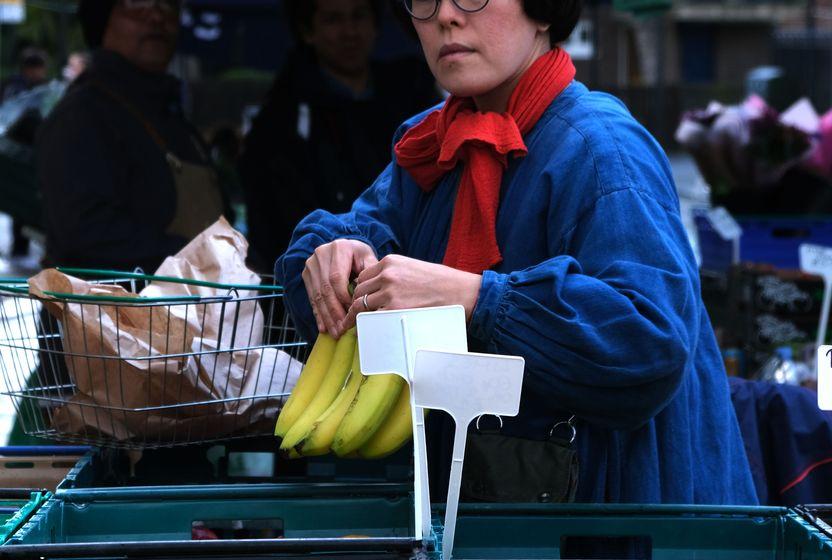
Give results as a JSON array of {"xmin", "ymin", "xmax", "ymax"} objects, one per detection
[
  {"xmin": 395, "ymin": 48, "xmax": 576, "ymax": 273},
  {"xmin": 437, "ymin": 110, "xmax": 526, "ymax": 172}
]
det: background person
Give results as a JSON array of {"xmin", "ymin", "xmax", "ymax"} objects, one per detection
[
  {"xmin": 238, "ymin": 0, "xmax": 440, "ymax": 272},
  {"xmin": 1, "ymin": 47, "xmax": 50, "ymax": 103},
  {"xmin": 36, "ymin": 0, "xmax": 225, "ymax": 273}
]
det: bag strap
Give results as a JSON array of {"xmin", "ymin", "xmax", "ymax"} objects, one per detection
[{"xmin": 89, "ymin": 80, "xmax": 169, "ymax": 152}]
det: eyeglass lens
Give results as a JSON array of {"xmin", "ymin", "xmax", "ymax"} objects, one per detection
[{"xmin": 404, "ymin": 0, "xmax": 489, "ymax": 20}]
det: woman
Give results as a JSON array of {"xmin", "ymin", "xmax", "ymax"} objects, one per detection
[{"xmin": 277, "ymin": 0, "xmax": 758, "ymax": 504}]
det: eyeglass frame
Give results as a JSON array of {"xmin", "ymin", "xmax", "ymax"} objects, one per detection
[
  {"xmin": 402, "ymin": 0, "xmax": 491, "ymax": 21},
  {"xmin": 119, "ymin": 0, "xmax": 182, "ymax": 13}
]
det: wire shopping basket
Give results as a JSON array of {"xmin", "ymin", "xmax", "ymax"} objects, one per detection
[{"xmin": 0, "ymin": 268, "xmax": 307, "ymax": 450}]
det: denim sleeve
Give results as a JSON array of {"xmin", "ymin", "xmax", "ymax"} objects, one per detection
[
  {"xmin": 276, "ymin": 162, "xmax": 406, "ymax": 343},
  {"xmin": 469, "ymin": 187, "xmax": 698, "ymax": 430}
]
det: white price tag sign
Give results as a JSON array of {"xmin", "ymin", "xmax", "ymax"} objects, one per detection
[
  {"xmin": 801, "ymin": 244, "xmax": 832, "ymax": 356},
  {"xmin": 817, "ymin": 346, "xmax": 832, "ymax": 410},
  {"xmin": 356, "ymin": 306, "xmax": 468, "ymax": 543},
  {"xmin": 413, "ymin": 350, "xmax": 524, "ymax": 560},
  {"xmin": 707, "ymin": 207, "xmax": 743, "ymax": 241},
  {"xmin": 800, "ymin": 244, "xmax": 832, "ymax": 278}
]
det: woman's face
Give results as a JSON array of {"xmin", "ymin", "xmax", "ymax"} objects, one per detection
[{"xmin": 413, "ymin": 0, "xmax": 550, "ymax": 105}]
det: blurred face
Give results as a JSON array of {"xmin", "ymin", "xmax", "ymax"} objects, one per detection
[
  {"xmin": 102, "ymin": 0, "xmax": 180, "ymax": 74},
  {"xmin": 412, "ymin": 0, "xmax": 550, "ymax": 111},
  {"xmin": 302, "ymin": 0, "xmax": 377, "ymax": 78},
  {"xmin": 64, "ymin": 53, "xmax": 88, "ymax": 82},
  {"xmin": 22, "ymin": 65, "xmax": 47, "ymax": 86}
]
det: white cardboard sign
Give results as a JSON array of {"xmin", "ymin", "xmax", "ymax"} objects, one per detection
[
  {"xmin": 800, "ymin": 244, "xmax": 832, "ymax": 359},
  {"xmin": 817, "ymin": 346, "xmax": 832, "ymax": 411},
  {"xmin": 708, "ymin": 207, "xmax": 743, "ymax": 241},
  {"xmin": 413, "ymin": 349, "xmax": 525, "ymax": 560},
  {"xmin": 356, "ymin": 306, "xmax": 468, "ymax": 542},
  {"xmin": 707, "ymin": 207, "xmax": 742, "ymax": 264}
]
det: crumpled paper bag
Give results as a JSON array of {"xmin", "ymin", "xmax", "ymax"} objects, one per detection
[{"xmin": 28, "ymin": 217, "xmax": 301, "ymax": 443}]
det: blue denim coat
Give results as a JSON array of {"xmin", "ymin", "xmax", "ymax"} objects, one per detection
[{"xmin": 277, "ymin": 81, "xmax": 758, "ymax": 504}]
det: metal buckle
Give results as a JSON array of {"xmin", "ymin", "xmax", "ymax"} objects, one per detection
[
  {"xmin": 549, "ymin": 415, "xmax": 577, "ymax": 444},
  {"xmin": 475, "ymin": 414, "xmax": 504, "ymax": 432}
]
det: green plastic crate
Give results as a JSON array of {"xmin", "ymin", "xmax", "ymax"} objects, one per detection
[
  {"xmin": 0, "ymin": 491, "xmax": 48, "ymax": 545},
  {"xmin": 14, "ymin": 482, "xmax": 416, "ymax": 540},
  {"xmin": 6, "ymin": 450, "xmax": 832, "ymax": 558},
  {"xmin": 441, "ymin": 503, "xmax": 832, "ymax": 559},
  {"xmin": 55, "ymin": 444, "xmax": 413, "ymax": 490}
]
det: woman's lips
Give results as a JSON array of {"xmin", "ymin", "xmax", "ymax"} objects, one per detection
[{"xmin": 438, "ymin": 43, "xmax": 475, "ymax": 61}]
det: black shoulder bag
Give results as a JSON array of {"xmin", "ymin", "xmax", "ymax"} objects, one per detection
[{"xmin": 460, "ymin": 415, "xmax": 579, "ymax": 503}]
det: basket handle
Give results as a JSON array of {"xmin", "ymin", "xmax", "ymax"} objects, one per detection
[{"xmin": 58, "ymin": 268, "xmax": 284, "ymax": 292}]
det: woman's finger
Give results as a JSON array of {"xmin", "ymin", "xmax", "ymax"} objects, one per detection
[
  {"xmin": 355, "ymin": 259, "xmax": 384, "ymax": 285},
  {"xmin": 342, "ymin": 289, "xmax": 385, "ymax": 332},
  {"xmin": 351, "ymin": 273, "xmax": 384, "ymax": 302},
  {"xmin": 329, "ymin": 242, "xmax": 357, "ymax": 308},
  {"xmin": 306, "ymin": 255, "xmax": 341, "ymax": 337},
  {"xmin": 314, "ymin": 247, "xmax": 348, "ymax": 332},
  {"xmin": 302, "ymin": 261, "xmax": 325, "ymax": 333},
  {"xmin": 353, "ymin": 245, "xmax": 379, "ymax": 277}
]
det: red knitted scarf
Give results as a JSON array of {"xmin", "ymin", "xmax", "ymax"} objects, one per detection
[{"xmin": 395, "ymin": 48, "xmax": 576, "ymax": 273}]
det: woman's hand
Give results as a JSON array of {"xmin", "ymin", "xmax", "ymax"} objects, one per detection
[
  {"xmin": 342, "ymin": 254, "xmax": 482, "ymax": 331},
  {"xmin": 302, "ymin": 239, "xmax": 378, "ymax": 337}
]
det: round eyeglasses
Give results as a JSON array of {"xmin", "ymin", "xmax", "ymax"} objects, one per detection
[
  {"xmin": 403, "ymin": 0, "xmax": 490, "ymax": 21},
  {"xmin": 120, "ymin": 0, "xmax": 181, "ymax": 13}
]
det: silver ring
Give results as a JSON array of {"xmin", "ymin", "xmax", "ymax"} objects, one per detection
[{"xmin": 362, "ymin": 293, "xmax": 370, "ymax": 311}]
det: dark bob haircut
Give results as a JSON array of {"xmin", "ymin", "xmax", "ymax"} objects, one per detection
[
  {"xmin": 77, "ymin": 0, "xmax": 117, "ymax": 48},
  {"xmin": 523, "ymin": 0, "xmax": 583, "ymax": 46},
  {"xmin": 391, "ymin": 0, "xmax": 583, "ymax": 47},
  {"xmin": 285, "ymin": 0, "xmax": 386, "ymax": 43}
]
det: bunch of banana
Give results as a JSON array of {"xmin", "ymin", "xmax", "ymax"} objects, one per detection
[{"xmin": 274, "ymin": 330, "xmax": 414, "ymax": 459}]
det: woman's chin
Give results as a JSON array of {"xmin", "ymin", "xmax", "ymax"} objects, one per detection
[{"xmin": 438, "ymin": 79, "xmax": 495, "ymax": 100}]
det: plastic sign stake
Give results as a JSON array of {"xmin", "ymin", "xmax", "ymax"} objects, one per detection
[
  {"xmin": 817, "ymin": 346, "xmax": 832, "ymax": 411},
  {"xmin": 413, "ymin": 349, "xmax": 525, "ymax": 560},
  {"xmin": 801, "ymin": 244, "xmax": 832, "ymax": 410},
  {"xmin": 355, "ymin": 306, "xmax": 468, "ymax": 542}
]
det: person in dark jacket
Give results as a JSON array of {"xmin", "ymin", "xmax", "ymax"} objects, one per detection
[
  {"xmin": 36, "ymin": 0, "xmax": 224, "ymax": 273},
  {"xmin": 1, "ymin": 47, "xmax": 49, "ymax": 103},
  {"xmin": 238, "ymin": 0, "xmax": 440, "ymax": 272}
]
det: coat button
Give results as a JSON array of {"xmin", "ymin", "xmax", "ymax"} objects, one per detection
[{"xmin": 538, "ymin": 492, "xmax": 552, "ymax": 503}]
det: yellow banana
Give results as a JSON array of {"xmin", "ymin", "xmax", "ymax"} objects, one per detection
[
  {"xmin": 274, "ymin": 333, "xmax": 337, "ymax": 437},
  {"xmin": 280, "ymin": 328, "xmax": 357, "ymax": 450},
  {"xmin": 298, "ymin": 341, "xmax": 364, "ymax": 456},
  {"xmin": 331, "ymin": 373, "xmax": 405, "ymax": 457},
  {"xmin": 358, "ymin": 383, "xmax": 415, "ymax": 459}
]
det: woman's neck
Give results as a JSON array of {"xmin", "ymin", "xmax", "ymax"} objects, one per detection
[{"xmin": 473, "ymin": 41, "xmax": 551, "ymax": 114}]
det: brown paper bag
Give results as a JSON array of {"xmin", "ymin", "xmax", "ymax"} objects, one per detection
[{"xmin": 29, "ymin": 218, "xmax": 301, "ymax": 443}]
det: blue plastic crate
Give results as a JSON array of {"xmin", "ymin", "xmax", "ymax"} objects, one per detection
[{"xmin": 695, "ymin": 214, "xmax": 832, "ymax": 271}]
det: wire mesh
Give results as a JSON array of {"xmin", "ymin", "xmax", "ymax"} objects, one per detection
[{"xmin": 0, "ymin": 273, "xmax": 307, "ymax": 449}]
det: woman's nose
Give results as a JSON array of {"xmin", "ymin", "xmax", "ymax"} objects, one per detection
[{"xmin": 435, "ymin": 0, "xmax": 463, "ymax": 27}]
